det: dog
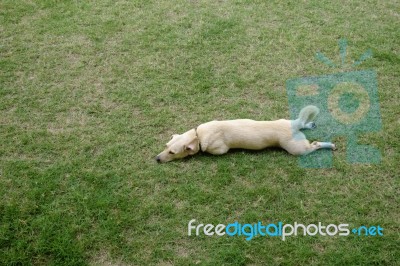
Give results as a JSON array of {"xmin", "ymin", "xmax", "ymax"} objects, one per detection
[{"xmin": 156, "ymin": 105, "xmax": 336, "ymax": 163}]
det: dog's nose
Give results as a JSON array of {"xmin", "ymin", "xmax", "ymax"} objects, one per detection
[{"xmin": 156, "ymin": 156, "xmax": 161, "ymax": 163}]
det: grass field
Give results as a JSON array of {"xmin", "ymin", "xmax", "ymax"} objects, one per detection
[{"xmin": 1, "ymin": 0, "xmax": 399, "ymax": 265}]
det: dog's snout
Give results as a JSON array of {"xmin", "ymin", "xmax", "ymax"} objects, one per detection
[{"xmin": 156, "ymin": 156, "xmax": 161, "ymax": 163}]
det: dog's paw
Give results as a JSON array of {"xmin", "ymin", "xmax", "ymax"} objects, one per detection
[
  {"xmin": 332, "ymin": 144, "xmax": 337, "ymax": 150},
  {"xmin": 309, "ymin": 122, "xmax": 317, "ymax": 129}
]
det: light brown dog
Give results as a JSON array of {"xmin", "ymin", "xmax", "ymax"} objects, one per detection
[{"xmin": 156, "ymin": 105, "xmax": 336, "ymax": 163}]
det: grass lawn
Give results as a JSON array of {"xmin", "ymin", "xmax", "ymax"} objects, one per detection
[{"xmin": 1, "ymin": 0, "xmax": 399, "ymax": 265}]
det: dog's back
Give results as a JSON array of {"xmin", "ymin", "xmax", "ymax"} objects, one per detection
[{"xmin": 197, "ymin": 119, "xmax": 293, "ymax": 152}]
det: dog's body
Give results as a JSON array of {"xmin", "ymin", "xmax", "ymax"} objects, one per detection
[{"xmin": 156, "ymin": 105, "xmax": 336, "ymax": 163}]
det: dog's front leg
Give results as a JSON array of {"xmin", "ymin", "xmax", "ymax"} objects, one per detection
[{"xmin": 206, "ymin": 144, "xmax": 230, "ymax": 155}]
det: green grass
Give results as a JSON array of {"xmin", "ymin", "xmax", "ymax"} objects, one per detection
[{"xmin": 1, "ymin": 0, "xmax": 399, "ymax": 265}]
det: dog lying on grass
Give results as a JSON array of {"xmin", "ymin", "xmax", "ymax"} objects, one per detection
[{"xmin": 156, "ymin": 105, "xmax": 336, "ymax": 163}]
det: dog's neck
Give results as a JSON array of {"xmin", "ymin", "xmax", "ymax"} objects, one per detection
[{"xmin": 194, "ymin": 128, "xmax": 202, "ymax": 152}]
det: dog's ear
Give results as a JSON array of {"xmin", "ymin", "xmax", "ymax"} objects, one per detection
[{"xmin": 184, "ymin": 137, "xmax": 199, "ymax": 155}]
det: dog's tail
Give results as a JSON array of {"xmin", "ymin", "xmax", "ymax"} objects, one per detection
[
  {"xmin": 298, "ymin": 105, "xmax": 319, "ymax": 124},
  {"xmin": 292, "ymin": 105, "xmax": 319, "ymax": 130}
]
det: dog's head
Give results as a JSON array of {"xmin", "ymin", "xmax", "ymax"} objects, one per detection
[{"xmin": 156, "ymin": 129, "xmax": 200, "ymax": 163}]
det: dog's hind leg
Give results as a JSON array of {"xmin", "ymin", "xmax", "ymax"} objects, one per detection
[
  {"xmin": 303, "ymin": 122, "xmax": 317, "ymax": 129},
  {"xmin": 306, "ymin": 141, "xmax": 336, "ymax": 154},
  {"xmin": 291, "ymin": 120, "xmax": 316, "ymax": 131},
  {"xmin": 282, "ymin": 139, "xmax": 336, "ymax": 156}
]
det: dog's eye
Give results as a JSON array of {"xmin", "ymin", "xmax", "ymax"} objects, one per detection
[{"xmin": 169, "ymin": 151, "xmax": 175, "ymax": 155}]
